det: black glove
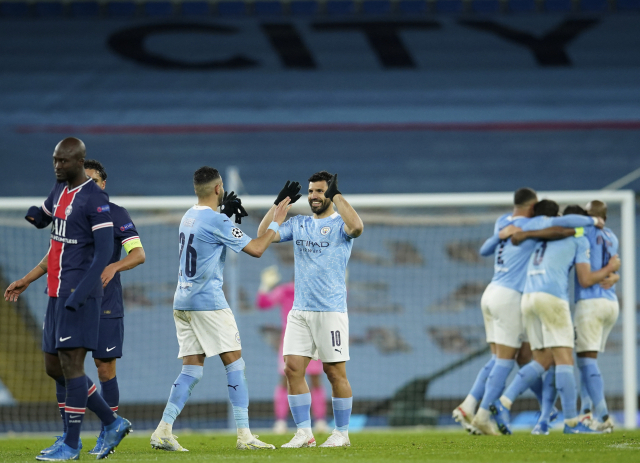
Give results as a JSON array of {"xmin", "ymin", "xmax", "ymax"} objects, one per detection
[
  {"xmin": 274, "ymin": 180, "xmax": 302, "ymax": 205},
  {"xmin": 221, "ymin": 191, "xmax": 249, "ymax": 224},
  {"xmin": 324, "ymin": 173, "xmax": 341, "ymax": 200},
  {"xmin": 25, "ymin": 205, "xmax": 53, "ymax": 229}
]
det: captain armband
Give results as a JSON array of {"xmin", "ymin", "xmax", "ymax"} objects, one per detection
[
  {"xmin": 122, "ymin": 237, "xmax": 143, "ymax": 254},
  {"xmin": 574, "ymin": 227, "xmax": 584, "ymax": 237}
]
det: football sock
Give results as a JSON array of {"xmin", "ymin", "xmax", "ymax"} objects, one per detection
[
  {"xmin": 162, "ymin": 365, "xmax": 204, "ymax": 425},
  {"xmin": 64, "ymin": 376, "xmax": 88, "ymax": 449},
  {"xmin": 311, "ymin": 386, "xmax": 327, "ymax": 420},
  {"xmin": 503, "ymin": 360, "xmax": 545, "ymax": 406},
  {"xmin": 469, "ymin": 354, "xmax": 496, "ymax": 402},
  {"xmin": 579, "ymin": 377, "xmax": 592, "ymax": 414},
  {"xmin": 54, "ymin": 377, "xmax": 67, "ymax": 433},
  {"xmin": 529, "ymin": 376, "xmax": 544, "ymax": 406},
  {"xmin": 479, "ymin": 358, "xmax": 514, "ymax": 410},
  {"xmin": 274, "ymin": 385, "xmax": 289, "ymax": 421},
  {"xmin": 288, "ymin": 393, "xmax": 312, "ymax": 430},
  {"xmin": 556, "ymin": 365, "xmax": 578, "ymax": 422},
  {"xmin": 86, "ymin": 377, "xmax": 117, "ymax": 426},
  {"xmin": 332, "ymin": 397, "xmax": 352, "ymax": 433},
  {"xmin": 538, "ymin": 366, "xmax": 556, "ymax": 424},
  {"xmin": 100, "ymin": 377, "xmax": 119, "ymax": 431},
  {"xmin": 225, "ymin": 358, "xmax": 249, "ymax": 430},
  {"xmin": 577, "ymin": 357, "xmax": 607, "ymax": 420}
]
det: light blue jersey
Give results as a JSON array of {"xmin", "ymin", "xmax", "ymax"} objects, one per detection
[
  {"xmin": 278, "ymin": 212, "xmax": 355, "ymax": 312},
  {"xmin": 482, "ymin": 214, "xmax": 597, "ymax": 293},
  {"xmin": 575, "ymin": 227, "xmax": 619, "ymax": 302},
  {"xmin": 173, "ymin": 205, "xmax": 252, "ymax": 311},
  {"xmin": 523, "ymin": 234, "xmax": 591, "ymax": 301}
]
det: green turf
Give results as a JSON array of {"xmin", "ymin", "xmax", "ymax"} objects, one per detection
[{"xmin": 2, "ymin": 430, "xmax": 640, "ymax": 463}]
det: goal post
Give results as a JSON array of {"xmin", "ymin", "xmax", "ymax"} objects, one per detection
[{"xmin": 0, "ymin": 190, "xmax": 636, "ymax": 431}]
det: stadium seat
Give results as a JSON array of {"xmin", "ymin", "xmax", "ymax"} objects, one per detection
[
  {"xmin": 362, "ymin": 0, "xmax": 392, "ymax": 14},
  {"xmin": 181, "ymin": 1, "xmax": 209, "ymax": 15},
  {"xmin": 34, "ymin": 1, "xmax": 64, "ymax": 17},
  {"xmin": 107, "ymin": 1, "xmax": 137, "ymax": 17},
  {"xmin": 398, "ymin": 0, "xmax": 427, "ymax": 13},
  {"xmin": 290, "ymin": 0, "xmax": 318, "ymax": 14},
  {"xmin": 616, "ymin": 0, "xmax": 640, "ymax": 9},
  {"xmin": 326, "ymin": 0, "xmax": 355, "ymax": 15},
  {"xmin": 580, "ymin": 0, "xmax": 608, "ymax": 10},
  {"xmin": 71, "ymin": 1, "xmax": 100, "ymax": 16},
  {"xmin": 144, "ymin": 1, "xmax": 173, "ymax": 15},
  {"xmin": 471, "ymin": 0, "xmax": 501, "ymax": 12},
  {"xmin": 544, "ymin": 0, "xmax": 572, "ymax": 11},
  {"xmin": 0, "ymin": 2, "xmax": 29, "ymax": 16},
  {"xmin": 254, "ymin": 1, "xmax": 283, "ymax": 15},
  {"xmin": 435, "ymin": 0, "xmax": 463, "ymax": 13},
  {"xmin": 508, "ymin": 0, "xmax": 536, "ymax": 12},
  {"xmin": 217, "ymin": 1, "xmax": 246, "ymax": 15}
]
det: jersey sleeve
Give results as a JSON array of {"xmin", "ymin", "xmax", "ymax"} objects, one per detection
[
  {"xmin": 521, "ymin": 216, "xmax": 548, "ymax": 232},
  {"xmin": 608, "ymin": 229, "xmax": 619, "ymax": 256},
  {"xmin": 86, "ymin": 189, "xmax": 113, "ymax": 232},
  {"xmin": 113, "ymin": 206, "xmax": 143, "ymax": 254},
  {"xmin": 550, "ymin": 214, "xmax": 596, "ymax": 229},
  {"xmin": 278, "ymin": 217, "xmax": 295, "ymax": 243},
  {"xmin": 210, "ymin": 216, "xmax": 252, "ymax": 253},
  {"xmin": 42, "ymin": 184, "xmax": 57, "ymax": 218},
  {"xmin": 575, "ymin": 237, "xmax": 591, "ymax": 264}
]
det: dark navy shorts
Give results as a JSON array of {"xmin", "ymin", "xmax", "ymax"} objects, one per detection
[
  {"xmin": 93, "ymin": 317, "xmax": 124, "ymax": 359},
  {"xmin": 42, "ymin": 297, "xmax": 101, "ymax": 354}
]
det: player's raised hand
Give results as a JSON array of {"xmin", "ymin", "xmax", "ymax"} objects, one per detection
[
  {"xmin": 594, "ymin": 217, "xmax": 605, "ymax": 229},
  {"xmin": 324, "ymin": 173, "xmax": 341, "ymax": 201},
  {"xmin": 4, "ymin": 278, "xmax": 29, "ymax": 302},
  {"xmin": 275, "ymin": 181, "xmax": 302, "ymax": 205},
  {"xmin": 221, "ymin": 191, "xmax": 239, "ymax": 219},
  {"xmin": 234, "ymin": 200, "xmax": 248, "ymax": 224},
  {"xmin": 273, "ymin": 197, "xmax": 292, "ymax": 225}
]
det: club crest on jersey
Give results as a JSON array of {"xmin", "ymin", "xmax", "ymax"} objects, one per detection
[
  {"xmin": 320, "ymin": 226, "xmax": 331, "ymax": 235},
  {"xmin": 97, "ymin": 204, "xmax": 110, "ymax": 213},
  {"xmin": 231, "ymin": 227, "xmax": 243, "ymax": 238},
  {"xmin": 65, "ymin": 205, "xmax": 73, "ymax": 216}
]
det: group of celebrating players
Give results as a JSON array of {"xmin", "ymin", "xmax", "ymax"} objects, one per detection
[
  {"xmin": 453, "ymin": 187, "xmax": 620, "ymax": 436},
  {"xmin": 4, "ymin": 137, "xmax": 363, "ymax": 460}
]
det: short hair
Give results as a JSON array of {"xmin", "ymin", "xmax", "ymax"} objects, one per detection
[
  {"xmin": 586, "ymin": 200, "xmax": 607, "ymax": 220},
  {"xmin": 308, "ymin": 171, "xmax": 333, "ymax": 183},
  {"xmin": 563, "ymin": 205, "xmax": 588, "ymax": 216},
  {"xmin": 533, "ymin": 199, "xmax": 559, "ymax": 217},
  {"xmin": 193, "ymin": 166, "xmax": 221, "ymax": 198},
  {"xmin": 514, "ymin": 187, "xmax": 537, "ymax": 207},
  {"xmin": 84, "ymin": 159, "xmax": 107, "ymax": 181}
]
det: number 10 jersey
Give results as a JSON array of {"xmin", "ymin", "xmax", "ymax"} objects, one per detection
[{"xmin": 173, "ymin": 205, "xmax": 251, "ymax": 311}]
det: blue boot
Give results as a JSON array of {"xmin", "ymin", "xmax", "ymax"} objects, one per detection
[
  {"xmin": 88, "ymin": 430, "xmax": 108, "ymax": 455},
  {"xmin": 531, "ymin": 422, "xmax": 550, "ymax": 435},
  {"xmin": 490, "ymin": 401, "xmax": 512, "ymax": 435},
  {"xmin": 564, "ymin": 422, "xmax": 602, "ymax": 434},
  {"xmin": 97, "ymin": 416, "xmax": 132, "ymax": 459},
  {"xmin": 36, "ymin": 442, "xmax": 81, "ymax": 461}
]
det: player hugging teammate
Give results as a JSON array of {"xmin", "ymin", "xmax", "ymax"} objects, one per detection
[{"xmin": 454, "ymin": 188, "xmax": 621, "ymax": 436}]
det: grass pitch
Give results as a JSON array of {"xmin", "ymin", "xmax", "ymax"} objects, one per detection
[{"xmin": 2, "ymin": 430, "xmax": 640, "ymax": 463}]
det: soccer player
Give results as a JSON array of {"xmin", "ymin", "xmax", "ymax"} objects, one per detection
[
  {"xmin": 257, "ymin": 171, "xmax": 363, "ymax": 448},
  {"xmin": 572, "ymin": 201, "xmax": 619, "ymax": 433},
  {"xmin": 150, "ymin": 166, "xmax": 291, "ymax": 452},
  {"xmin": 255, "ymin": 266, "xmax": 328, "ymax": 434},
  {"xmin": 18, "ymin": 138, "xmax": 131, "ymax": 460},
  {"xmin": 4, "ymin": 159, "xmax": 145, "ymax": 455},
  {"xmin": 454, "ymin": 189, "xmax": 588, "ymax": 435},
  {"xmin": 490, "ymin": 200, "xmax": 620, "ymax": 435}
]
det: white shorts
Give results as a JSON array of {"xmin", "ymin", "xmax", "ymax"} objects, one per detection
[
  {"xmin": 521, "ymin": 292, "xmax": 574, "ymax": 350},
  {"xmin": 574, "ymin": 298, "xmax": 619, "ymax": 353},
  {"xmin": 480, "ymin": 283, "xmax": 525, "ymax": 348},
  {"xmin": 173, "ymin": 309, "xmax": 241, "ymax": 358},
  {"xmin": 283, "ymin": 310, "xmax": 349, "ymax": 363}
]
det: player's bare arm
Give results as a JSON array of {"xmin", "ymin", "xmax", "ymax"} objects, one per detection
[
  {"xmin": 575, "ymin": 254, "xmax": 621, "ymax": 288},
  {"xmin": 243, "ymin": 197, "xmax": 292, "ymax": 257},
  {"xmin": 4, "ymin": 252, "xmax": 49, "ymax": 302},
  {"xmin": 101, "ymin": 246, "xmax": 146, "ymax": 288},
  {"xmin": 257, "ymin": 180, "xmax": 302, "ymax": 242},
  {"xmin": 599, "ymin": 272, "xmax": 620, "ymax": 290},
  {"xmin": 510, "ymin": 227, "xmax": 577, "ymax": 246},
  {"xmin": 323, "ymin": 174, "xmax": 363, "ymax": 237}
]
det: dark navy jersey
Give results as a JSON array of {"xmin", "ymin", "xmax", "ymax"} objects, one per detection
[
  {"xmin": 42, "ymin": 178, "xmax": 113, "ymax": 298},
  {"xmin": 101, "ymin": 202, "xmax": 141, "ymax": 318}
]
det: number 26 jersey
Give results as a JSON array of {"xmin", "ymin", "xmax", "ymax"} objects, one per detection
[{"xmin": 173, "ymin": 205, "xmax": 251, "ymax": 311}]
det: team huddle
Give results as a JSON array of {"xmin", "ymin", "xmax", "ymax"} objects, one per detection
[
  {"xmin": 453, "ymin": 188, "xmax": 620, "ymax": 436},
  {"xmin": 4, "ymin": 137, "xmax": 363, "ymax": 460}
]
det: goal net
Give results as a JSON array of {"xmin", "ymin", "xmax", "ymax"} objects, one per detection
[{"xmin": 0, "ymin": 191, "xmax": 635, "ymax": 432}]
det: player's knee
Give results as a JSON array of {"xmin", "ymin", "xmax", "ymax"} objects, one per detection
[
  {"xmin": 284, "ymin": 363, "xmax": 303, "ymax": 379},
  {"xmin": 96, "ymin": 362, "xmax": 116, "ymax": 383},
  {"xmin": 323, "ymin": 365, "xmax": 346, "ymax": 385}
]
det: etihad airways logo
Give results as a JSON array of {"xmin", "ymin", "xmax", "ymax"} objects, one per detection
[{"xmin": 296, "ymin": 240, "xmax": 329, "ymax": 253}]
